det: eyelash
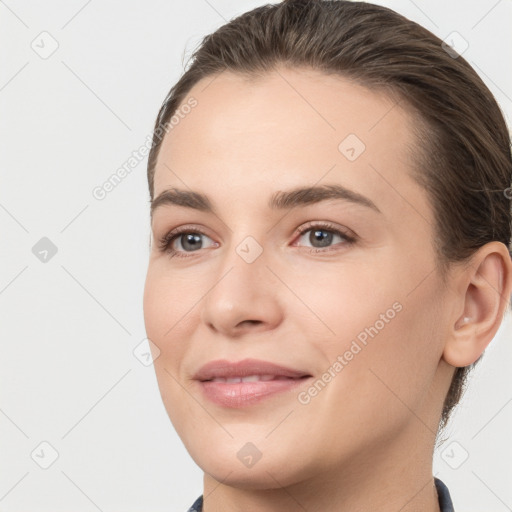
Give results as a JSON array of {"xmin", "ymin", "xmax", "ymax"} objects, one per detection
[{"xmin": 157, "ymin": 221, "xmax": 357, "ymax": 259}]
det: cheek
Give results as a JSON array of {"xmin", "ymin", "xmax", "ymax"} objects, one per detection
[
  {"xmin": 142, "ymin": 268, "xmax": 196, "ymax": 401},
  {"xmin": 292, "ymin": 263, "xmax": 441, "ymax": 418},
  {"xmin": 143, "ymin": 267, "xmax": 199, "ymax": 428},
  {"xmin": 336, "ymin": 282, "xmax": 445, "ymax": 425},
  {"xmin": 143, "ymin": 265, "xmax": 199, "ymax": 342},
  {"xmin": 285, "ymin": 261, "xmax": 395, "ymax": 344}
]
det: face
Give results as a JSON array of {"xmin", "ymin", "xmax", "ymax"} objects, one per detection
[{"xmin": 143, "ymin": 67, "xmax": 453, "ymax": 489}]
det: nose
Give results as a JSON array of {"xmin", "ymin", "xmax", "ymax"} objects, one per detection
[{"xmin": 200, "ymin": 244, "xmax": 284, "ymax": 338}]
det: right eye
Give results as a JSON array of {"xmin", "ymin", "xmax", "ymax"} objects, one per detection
[{"xmin": 158, "ymin": 227, "xmax": 218, "ymax": 258}]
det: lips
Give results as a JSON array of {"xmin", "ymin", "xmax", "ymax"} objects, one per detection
[
  {"xmin": 194, "ymin": 358, "xmax": 312, "ymax": 408},
  {"xmin": 193, "ymin": 358, "xmax": 311, "ymax": 381}
]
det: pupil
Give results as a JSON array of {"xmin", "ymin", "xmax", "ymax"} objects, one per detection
[{"xmin": 310, "ymin": 229, "xmax": 332, "ymax": 248}]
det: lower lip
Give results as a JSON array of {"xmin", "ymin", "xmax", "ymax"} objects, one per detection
[{"xmin": 198, "ymin": 377, "xmax": 311, "ymax": 408}]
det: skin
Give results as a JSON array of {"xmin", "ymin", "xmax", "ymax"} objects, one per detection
[{"xmin": 143, "ymin": 66, "xmax": 512, "ymax": 512}]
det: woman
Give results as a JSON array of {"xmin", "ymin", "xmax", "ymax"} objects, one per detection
[{"xmin": 143, "ymin": 1, "xmax": 512, "ymax": 510}]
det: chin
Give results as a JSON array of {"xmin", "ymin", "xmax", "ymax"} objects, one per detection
[
  {"xmin": 189, "ymin": 441, "xmax": 315, "ymax": 490},
  {"xmin": 201, "ymin": 461, "xmax": 295, "ymax": 490}
]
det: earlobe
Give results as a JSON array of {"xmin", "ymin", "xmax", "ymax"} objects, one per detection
[{"xmin": 442, "ymin": 242, "xmax": 512, "ymax": 368}]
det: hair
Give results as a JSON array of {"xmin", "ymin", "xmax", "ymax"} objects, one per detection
[{"xmin": 146, "ymin": 0, "xmax": 512, "ymax": 433}]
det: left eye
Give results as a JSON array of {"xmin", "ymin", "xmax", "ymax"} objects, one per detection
[{"xmin": 295, "ymin": 226, "xmax": 353, "ymax": 249}]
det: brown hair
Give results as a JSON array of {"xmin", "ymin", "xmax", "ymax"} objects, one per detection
[{"xmin": 146, "ymin": 0, "xmax": 512, "ymax": 432}]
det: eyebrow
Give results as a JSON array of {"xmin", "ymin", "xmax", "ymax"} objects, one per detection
[{"xmin": 150, "ymin": 183, "xmax": 381, "ymax": 217}]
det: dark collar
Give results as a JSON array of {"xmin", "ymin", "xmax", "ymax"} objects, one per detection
[
  {"xmin": 187, "ymin": 477, "xmax": 455, "ymax": 511},
  {"xmin": 435, "ymin": 477, "xmax": 455, "ymax": 511}
]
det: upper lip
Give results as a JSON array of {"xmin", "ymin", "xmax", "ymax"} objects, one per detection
[{"xmin": 193, "ymin": 358, "xmax": 311, "ymax": 381}]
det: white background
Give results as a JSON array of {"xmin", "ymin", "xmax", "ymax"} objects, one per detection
[{"xmin": 1, "ymin": 1, "xmax": 511, "ymax": 511}]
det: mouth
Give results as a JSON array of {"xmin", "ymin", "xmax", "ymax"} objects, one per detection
[
  {"xmin": 194, "ymin": 357, "xmax": 311, "ymax": 381},
  {"xmin": 194, "ymin": 358, "xmax": 313, "ymax": 408},
  {"xmin": 204, "ymin": 374, "xmax": 310, "ymax": 383}
]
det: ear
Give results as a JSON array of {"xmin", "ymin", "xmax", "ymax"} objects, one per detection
[{"xmin": 443, "ymin": 241, "xmax": 512, "ymax": 367}]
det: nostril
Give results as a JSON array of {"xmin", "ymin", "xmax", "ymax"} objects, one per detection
[{"xmin": 238, "ymin": 320, "xmax": 262, "ymax": 327}]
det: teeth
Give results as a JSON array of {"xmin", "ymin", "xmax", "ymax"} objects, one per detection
[{"xmin": 209, "ymin": 374, "xmax": 289, "ymax": 383}]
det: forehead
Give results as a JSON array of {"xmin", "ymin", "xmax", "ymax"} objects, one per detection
[{"xmin": 153, "ymin": 67, "xmax": 430, "ymax": 224}]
